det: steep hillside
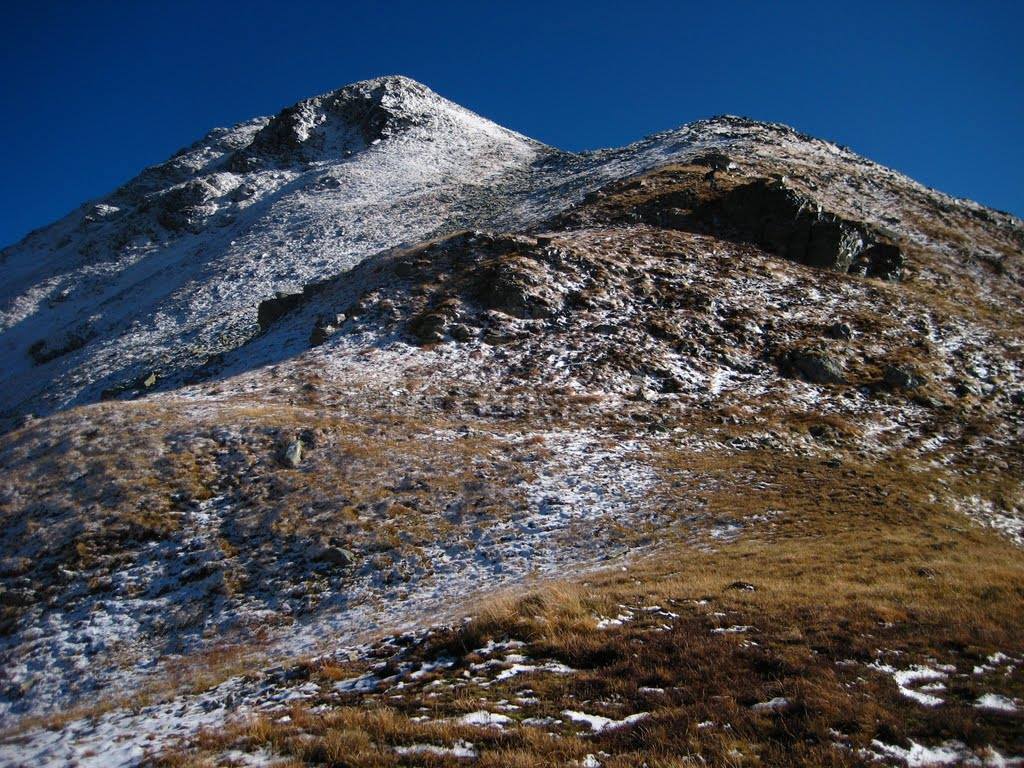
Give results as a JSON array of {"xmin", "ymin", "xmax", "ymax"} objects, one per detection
[{"xmin": 0, "ymin": 78, "xmax": 1022, "ymax": 767}]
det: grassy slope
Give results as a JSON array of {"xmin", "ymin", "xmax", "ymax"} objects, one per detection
[{"xmin": 157, "ymin": 446, "xmax": 1024, "ymax": 767}]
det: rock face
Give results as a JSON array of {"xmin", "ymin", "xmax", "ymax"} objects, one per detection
[
  {"xmin": 567, "ymin": 163, "xmax": 907, "ymax": 280},
  {"xmin": 709, "ymin": 179, "xmax": 868, "ymax": 272}
]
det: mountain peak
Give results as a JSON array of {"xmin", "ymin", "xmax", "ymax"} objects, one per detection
[
  {"xmin": 2, "ymin": 73, "xmax": 1023, "ymax": 768},
  {"xmin": 237, "ymin": 75, "xmax": 509, "ymax": 166},
  {"xmin": 0, "ymin": 77, "xmax": 1019, "ymax": 430}
]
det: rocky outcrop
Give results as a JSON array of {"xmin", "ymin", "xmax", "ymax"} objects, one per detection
[
  {"xmin": 257, "ymin": 292, "xmax": 306, "ymax": 332},
  {"xmin": 705, "ymin": 179, "xmax": 867, "ymax": 272},
  {"xmin": 151, "ymin": 174, "xmax": 240, "ymax": 232},
  {"xmin": 566, "ymin": 164, "xmax": 906, "ymax": 280},
  {"xmin": 474, "ymin": 257, "xmax": 565, "ymax": 319},
  {"xmin": 281, "ymin": 440, "xmax": 303, "ymax": 468},
  {"xmin": 27, "ymin": 328, "xmax": 94, "ymax": 366}
]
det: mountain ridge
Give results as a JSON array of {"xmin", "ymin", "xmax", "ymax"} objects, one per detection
[
  {"xmin": 3, "ymin": 77, "xmax": 1020, "ymax": 432},
  {"xmin": 0, "ymin": 76, "xmax": 1022, "ymax": 767}
]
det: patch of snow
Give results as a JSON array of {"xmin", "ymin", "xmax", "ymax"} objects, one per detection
[
  {"xmin": 561, "ymin": 710, "xmax": 651, "ymax": 733},
  {"xmin": 458, "ymin": 710, "xmax": 513, "ymax": 728},
  {"xmin": 866, "ymin": 739, "xmax": 1018, "ymax": 767},
  {"xmin": 869, "ymin": 662, "xmax": 950, "ymax": 707},
  {"xmin": 975, "ymin": 694, "xmax": 1018, "ymax": 713},
  {"xmin": 394, "ymin": 740, "xmax": 478, "ymax": 759},
  {"xmin": 712, "ymin": 625, "xmax": 754, "ymax": 634}
]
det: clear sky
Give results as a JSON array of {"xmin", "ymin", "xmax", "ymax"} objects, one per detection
[{"xmin": 2, "ymin": 0, "xmax": 1021, "ymax": 247}]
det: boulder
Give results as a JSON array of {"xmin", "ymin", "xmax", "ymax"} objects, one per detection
[
  {"xmin": 882, "ymin": 364, "xmax": 925, "ymax": 390},
  {"xmin": 257, "ymin": 291, "xmax": 305, "ymax": 332},
  {"xmin": 282, "ymin": 440, "xmax": 303, "ymax": 468},
  {"xmin": 309, "ymin": 315, "xmax": 340, "ymax": 346},
  {"xmin": 449, "ymin": 323, "xmax": 475, "ymax": 342},
  {"xmin": 409, "ymin": 312, "xmax": 447, "ymax": 343},
  {"xmin": 307, "ymin": 543, "xmax": 355, "ymax": 567},
  {"xmin": 826, "ymin": 322, "xmax": 854, "ymax": 340},
  {"xmin": 849, "ymin": 242, "xmax": 904, "ymax": 280},
  {"xmin": 779, "ymin": 349, "xmax": 845, "ymax": 384}
]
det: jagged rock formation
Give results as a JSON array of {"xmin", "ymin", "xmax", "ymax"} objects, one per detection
[{"xmin": 0, "ymin": 77, "xmax": 1022, "ymax": 767}]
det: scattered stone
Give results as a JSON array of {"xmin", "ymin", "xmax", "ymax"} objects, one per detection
[
  {"xmin": 308, "ymin": 543, "xmax": 355, "ymax": 567},
  {"xmin": 882, "ymin": 364, "xmax": 925, "ymax": 390},
  {"xmin": 726, "ymin": 581, "xmax": 756, "ymax": 591},
  {"xmin": 751, "ymin": 697, "xmax": 790, "ymax": 712},
  {"xmin": 826, "ymin": 322, "xmax": 853, "ymax": 340},
  {"xmin": 449, "ymin": 323, "xmax": 475, "ymax": 342},
  {"xmin": 282, "ymin": 440, "xmax": 303, "ymax": 468},
  {"xmin": 257, "ymin": 291, "xmax": 305, "ymax": 332},
  {"xmin": 779, "ymin": 349, "xmax": 845, "ymax": 384}
]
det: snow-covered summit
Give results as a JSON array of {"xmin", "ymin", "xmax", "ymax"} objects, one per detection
[
  {"xmin": 237, "ymin": 75, "xmax": 544, "ymax": 165},
  {"xmin": 0, "ymin": 77, "xmax": 551, "ymax": 423}
]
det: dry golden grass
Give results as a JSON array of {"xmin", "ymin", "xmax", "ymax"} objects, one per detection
[{"xmin": 154, "ymin": 443, "xmax": 1024, "ymax": 767}]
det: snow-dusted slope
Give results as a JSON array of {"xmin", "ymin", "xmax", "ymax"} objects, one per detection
[
  {"xmin": 7, "ymin": 76, "xmax": 1020, "ymax": 426},
  {"xmin": 2, "ymin": 76, "xmax": 1023, "ymax": 767},
  {"xmin": 0, "ymin": 77, "xmax": 552, "ymax": 420}
]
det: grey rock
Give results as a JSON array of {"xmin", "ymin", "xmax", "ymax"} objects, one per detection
[
  {"xmin": 449, "ymin": 323, "xmax": 475, "ymax": 342},
  {"xmin": 0, "ymin": 588, "xmax": 36, "ymax": 607},
  {"xmin": 827, "ymin": 322, "xmax": 853, "ymax": 340},
  {"xmin": 257, "ymin": 291, "xmax": 305, "ymax": 333},
  {"xmin": 282, "ymin": 440, "xmax": 303, "ymax": 468},
  {"xmin": 883, "ymin": 364, "xmax": 925, "ymax": 390},
  {"xmin": 310, "ymin": 321, "xmax": 337, "ymax": 347},
  {"xmin": 308, "ymin": 544, "xmax": 355, "ymax": 567},
  {"xmin": 712, "ymin": 180, "xmax": 866, "ymax": 272},
  {"xmin": 27, "ymin": 328, "xmax": 95, "ymax": 366},
  {"xmin": 474, "ymin": 259, "xmax": 563, "ymax": 319},
  {"xmin": 779, "ymin": 349, "xmax": 845, "ymax": 384},
  {"xmin": 849, "ymin": 242, "xmax": 905, "ymax": 281},
  {"xmin": 409, "ymin": 312, "xmax": 447, "ymax": 343}
]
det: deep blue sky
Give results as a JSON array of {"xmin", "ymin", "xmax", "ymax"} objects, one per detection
[{"xmin": 2, "ymin": 1, "xmax": 1022, "ymax": 247}]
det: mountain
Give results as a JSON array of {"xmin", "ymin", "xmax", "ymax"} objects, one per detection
[{"xmin": 0, "ymin": 77, "xmax": 1022, "ymax": 767}]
